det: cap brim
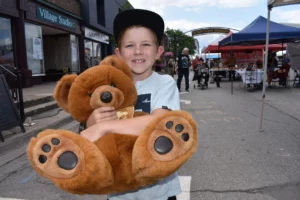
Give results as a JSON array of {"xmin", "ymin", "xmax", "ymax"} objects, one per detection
[{"xmin": 114, "ymin": 9, "xmax": 164, "ymax": 45}]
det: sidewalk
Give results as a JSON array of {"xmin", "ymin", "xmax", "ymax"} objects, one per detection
[
  {"xmin": 0, "ymin": 81, "xmax": 71, "ymax": 156},
  {"xmin": 23, "ymin": 81, "xmax": 57, "ymax": 102}
]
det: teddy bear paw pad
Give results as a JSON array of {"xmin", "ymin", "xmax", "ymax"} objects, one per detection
[
  {"xmin": 31, "ymin": 133, "xmax": 85, "ymax": 179},
  {"xmin": 148, "ymin": 118, "xmax": 194, "ymax": 162},
  {"xmin": 132, "ymin": 111, "xmax": 197, "ymax": 181},
  {"xmin": 153, "ymin": 121, "xmax": 192, "ymax": 155}
]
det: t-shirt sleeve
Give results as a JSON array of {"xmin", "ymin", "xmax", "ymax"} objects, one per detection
[{"xmin": 151, "ymin": 76, "xmax": 180, "ymax": 112}]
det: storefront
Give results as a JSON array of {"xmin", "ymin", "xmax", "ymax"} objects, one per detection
[
  {"xmin": 84, "ymin": 27, "xmax": 110, "ymax": 69},
  {"xmin": 1, "ymin": 0, "xmax": 124, "ymax": 87},
  {"xmin": 0, "ymin": 0, "xmax": 84, "ymax": 86},
  {"xmin": 24, "ymin": 1, "xmax": 82, "ymax": 83}
]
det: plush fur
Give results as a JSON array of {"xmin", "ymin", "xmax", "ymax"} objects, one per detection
[{"xmin": 26, "ymin": 55, "xmax": 198, "ymax": 195}]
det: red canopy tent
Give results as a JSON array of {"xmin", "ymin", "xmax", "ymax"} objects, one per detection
[{"xmin": 204, "ymin": 32, "xmax": 286, "ymax": 53}]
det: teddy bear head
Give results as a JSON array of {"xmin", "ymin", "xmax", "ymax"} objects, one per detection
[{"xmin": 53, "ymin": 55, "xmax": 137, "ymax": 122}]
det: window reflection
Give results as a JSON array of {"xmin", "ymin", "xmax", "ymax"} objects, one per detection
[
  {"xmin": 84, "ymin": 40, "xmax": 102, "ymax": 69},
  {"xmin": 0, "ymin": 17, "xmax": 14, "ymax": 70}
]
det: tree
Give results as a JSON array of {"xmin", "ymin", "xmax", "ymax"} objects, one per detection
[
  {"xmin": 165, "ymin": 28, "xmax": 196, "ymax": 59},
  {"xmin": 120, "ymin": 1, "xmax": 134, "ymax": 10}
]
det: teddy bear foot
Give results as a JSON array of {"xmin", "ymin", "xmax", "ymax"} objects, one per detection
[
  {"xmin": 27, "ymin": 129, "xmax": 114, "ymax": 194},
  {"xmin": 132, "ymin": 111, "xmax": 198, "ymax": 182}
]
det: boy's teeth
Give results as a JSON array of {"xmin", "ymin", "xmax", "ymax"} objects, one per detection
[{"xmin": 134, "ymin": 60, "xmax": 145, "ymax": 63}]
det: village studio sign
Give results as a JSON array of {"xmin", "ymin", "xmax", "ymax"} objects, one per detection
[{"xmin": 37, "ymin": 6, "xmax": 77, "ymax": 30}]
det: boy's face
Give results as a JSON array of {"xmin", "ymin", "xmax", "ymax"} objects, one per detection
[{"xmin": 115, "ymin": 27, "xmax": 164, "ymax": 78}]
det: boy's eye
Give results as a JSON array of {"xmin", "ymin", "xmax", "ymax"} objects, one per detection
[
  {"xmin": 125, "ymin": 44, "xmax": 133, "ymax": 48},
  {"xmin": 143, "ymin": 44, "xmax": 151, "ymax": 46}
]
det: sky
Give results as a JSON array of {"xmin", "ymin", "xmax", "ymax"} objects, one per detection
[{"xmin": 128, "ymin": 0, "xmax": 300, "ymax": 52}]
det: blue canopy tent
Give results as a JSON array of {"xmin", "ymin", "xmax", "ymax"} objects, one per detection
[{"xmin": 219, "ymin": 16, "xmax": 300, "ymax": 46}]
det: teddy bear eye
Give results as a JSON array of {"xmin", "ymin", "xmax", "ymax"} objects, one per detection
[
  {"xmin": 111, "ymin": 83, "xmax": 116, "ymax": 87},
  {"xmin": 88, "ymin": 93, "xmax": 92, "ymax": 97}
]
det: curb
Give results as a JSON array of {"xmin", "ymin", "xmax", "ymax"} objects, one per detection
[{"xmin": 23, "ymin": 96, "xmax": 54, "ymax": 108}]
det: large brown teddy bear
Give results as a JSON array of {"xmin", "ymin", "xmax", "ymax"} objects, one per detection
[{"xmin": 27, "ymin": 55, "xmax": 198, "ymax": 195}]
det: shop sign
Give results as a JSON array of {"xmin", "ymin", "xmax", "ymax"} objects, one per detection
[
  {"xmin": 192, "ymin": 28, "xmax": 230, "ymax": 36},
  {"xmin": 85, "ymin": 27, "xmax": 109, "ymax": 44},
  {"xmin": 37, "ymin": 6, "xmax": 78, "ymax": 30}
]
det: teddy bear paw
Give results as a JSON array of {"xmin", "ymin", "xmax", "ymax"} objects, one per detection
[
  {"xmin": 132, "ymin": 111, "xmax": 198, "ymax": 181},
  {"xmin": 27, "ymin": 130, "xmax": 114, "ymax": 193},
  {"xmin": 28, "ymin": 131, "xmax": 86, "ymax": 179}
]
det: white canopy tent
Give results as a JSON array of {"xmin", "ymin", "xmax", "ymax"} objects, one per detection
[{"xmin": 260, "ymin": 0, "xmax": 300, "ymax": 131}]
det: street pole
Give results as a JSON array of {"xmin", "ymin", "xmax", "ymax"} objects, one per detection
[
  {"xmin": 174, "ymin": 35, "xmax": 177, "ymax": 60},
  {"xmin": 259, "ymin": 7, "xmax": 271, "ymax": 132}
]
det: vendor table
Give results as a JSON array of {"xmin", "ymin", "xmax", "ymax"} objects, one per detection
[{"xmin": 236, "ymin": 69, "xmax": 264, "ymax": 84}]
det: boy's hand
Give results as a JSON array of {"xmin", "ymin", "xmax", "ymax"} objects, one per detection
[{"xmin": 86, "ymin": 107, "xmax": 117, "ymax": 128}]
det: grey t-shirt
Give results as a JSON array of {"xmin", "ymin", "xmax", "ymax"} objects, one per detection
[{"xmin": 108, "ymin": 72, "xmax": 181, "ymax": 200}]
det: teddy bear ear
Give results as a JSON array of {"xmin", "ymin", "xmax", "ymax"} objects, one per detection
[
  {"xmin": 53, "ymin": 74, "xmax": 77, "ymax": 113},
  {"xmin": 100, "ymin": 55, "xmax": 132, "ymax": 78}
]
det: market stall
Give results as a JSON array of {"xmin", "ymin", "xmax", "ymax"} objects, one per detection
[{"xmin": 219, "ymin": 11, "xmax": 300, "ymax": 130}]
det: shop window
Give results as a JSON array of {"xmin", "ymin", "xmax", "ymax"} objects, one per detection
[
  {"xmin": 97, "ymin": 0, "xmax": 106, "ymax": 26},
  {"xmin": 0, "ymin": 17, "xmax": 14, "ymax": 70},
  {"xmin": 25, "ymin": 23, "xmax": 45, "ymax": 75},
  {"xmin": 84, "ymin": 40, "xmax": 102, "ymax": 69}
]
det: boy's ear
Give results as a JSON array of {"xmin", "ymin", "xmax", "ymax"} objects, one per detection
[
  {"xmin": 53, "ymin": 74, "xmax": 77, "ymax": 112},
  {"xmin": 115, "ymin": 48, "xmax": 121, "ymax": 57},
  {"xmin": 100, "ymin": 55, "xmax": 132, "ymax": 78},
  {"xmin": 156, "ymin": 46, "xmax": 165, "ymax": 59}
]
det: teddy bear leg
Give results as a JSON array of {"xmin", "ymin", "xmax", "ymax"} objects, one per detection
[
  {"xmin": 27, "ymin": 129, "xmax": 114, "ymax": 194},
  {"xmin": 132, "ymin": 111, "xmax": 198, "ymax": 183}
]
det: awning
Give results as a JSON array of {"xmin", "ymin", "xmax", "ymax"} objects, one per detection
[{"xmin": 268, "ymin": 0, "xmax": 300, "ymax": 8}]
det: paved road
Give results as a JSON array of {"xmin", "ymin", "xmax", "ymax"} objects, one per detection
[{"xmin": 1, "ymin": 76, "xmax": 300, "ymax": 200}]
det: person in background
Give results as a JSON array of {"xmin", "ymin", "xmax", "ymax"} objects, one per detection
[
  {"xmin": 177, "ymin": 47, "xmax": 191, "ymax": 92},
  {"xmin": 192, "ymin": 55, "xmax": 200, "ymax": 71},
  {"xmin": 274, "ymin": 58, "xmax": 290, "ymax": 85},
  {"xmin": 196, "ymin": 57, "xmax": 209, "ymax": 86},
  {"xmin": 267, "ymin": 51, "xmax": 278, "ymax": 87},
  {"xmin": 84, "ymin": 48, "xmax": 92, "ymax": 69},
  {"xmin": 167, "ymin": 58, "xmax": 175, "ymax": 77},
  {"xmin": 228, "ymin": 52, "xmax": 236, "ymax": 81},
  {"xmin": 209, "ymin": 59, "xmax": 215, "ymax": 69}
]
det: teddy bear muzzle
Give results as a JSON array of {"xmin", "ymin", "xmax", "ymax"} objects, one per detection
[{"xmin": 90, "ymin": 85, "xmax": 125, "ymax": 109}]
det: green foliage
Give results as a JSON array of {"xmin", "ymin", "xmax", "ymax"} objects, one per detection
[
  {"xmin": 165, "ymin": 28, "xmax": 196, "ymax": 58},
  {"xmin": 121, "ymin": 1, "xmax": 134, "ymax": 10}
]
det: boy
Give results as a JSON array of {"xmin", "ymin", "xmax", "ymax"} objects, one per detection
[{"xmin": 80, "ymin": 9, "xmax": 181, "ymax": 200}]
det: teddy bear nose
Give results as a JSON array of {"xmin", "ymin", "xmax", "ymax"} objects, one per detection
[{"xmin": 100, "ymin": 91, "xmax": 112, "ymax": 103}]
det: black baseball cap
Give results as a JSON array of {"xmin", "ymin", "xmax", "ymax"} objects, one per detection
[{"xmin": 113, "ymin": 9, "xmax": 165, "ymax": 45}]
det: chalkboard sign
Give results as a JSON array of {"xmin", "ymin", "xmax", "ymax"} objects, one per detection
[{"xmin": 0, "ymin": 74, "xmax": 25, "ymax": 142}]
